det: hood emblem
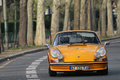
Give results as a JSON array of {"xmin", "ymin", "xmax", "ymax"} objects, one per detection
[
  {"xmin": 76, "ymin": 48, "xmax": 79, "ymax": 50},
  {"xmin": 78, "ymin": 56, "xmax": 80, "ymax": 58}
]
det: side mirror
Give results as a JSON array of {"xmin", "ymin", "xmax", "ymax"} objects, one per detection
[
  {"xmin": 104, "ymin": 42, "xmax": 110, "ymax": 46},
  {"xmin": 44, "ymin": 44, "xmax": 50, "ymax": 49}
]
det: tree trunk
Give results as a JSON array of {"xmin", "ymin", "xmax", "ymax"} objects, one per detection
[
  {"xmin": 101, "ymin": 0, "xmax": 107, "ymax": 36},
  {"xmin": 14, "ymin": 0, "xmax": 17, "ymax": 44},
  {"xmin": 68, "ymin": 16, "xmax": 71, "ymax": 30},
  {"xmin": 19, "ymin": 0, "xmax": 27, "ymax": 46},
  {"xmin": 91, "ymin": 0, "xmax": 96, "ymax": 31},
  {"xmin": 87, "ymin": 0, "xmax": 92, "ymax": 30},
  {"xmin": 51, "ymin": 0, "xmax": 61, "ymax": 40},
  {"xmin": 98, "ymin": 0, "xmax": 103, "ymax": 36},
  {"xmin": 3, "ymin": 0, "xmax": 9, "ymax": 49},
  {"xmin": 27, "ymin": 0, "xmax": 34, "ymax": 45},
  {"xmin": 0, "ymin": 8, "xmax": 2, "ymax": 53},
  {"xmin": 74, "ymin": 0, "xmax": 80, "ymax": 30},
  {"xmin": 117, "ymin": 0, "xmax": 120, "ymax": 35},
  {"xmin": 80, "ymin": 0, "xmax": 87, "ymax": 30},
  {"xmin": 98, "ymin": 20, "xmax": 101, "ymax": 35},
  {"xmin": 0, "ymin": 8, "xmax": 4, "ymax": 52},
  {"xmin": 63, "ymin": 0, "xmax": 72, "ymax": 31},
  {"xmin": 107, "ymin": 0, "xmax": 114, "ymax": 36},
  {"xmin": 34, "ymin": 0, "xmax": 46, "ymax": 45}
]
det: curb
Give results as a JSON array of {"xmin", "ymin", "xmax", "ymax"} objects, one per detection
[
  {"xmin": 101, "ymin": 36, "xmax": 120, "ymax": 42},
  {"xmin": 0, "ymin": 47, "xmax": 48, "ymax": 63}
]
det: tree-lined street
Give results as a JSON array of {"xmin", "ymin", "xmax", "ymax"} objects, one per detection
[
  {"xmin": 0, "ymin": 0, "xmax": 120, "ymax": 80},
  {"xmin": 0, "ymin": 38, "xmax": 120, "ymax": 80}
]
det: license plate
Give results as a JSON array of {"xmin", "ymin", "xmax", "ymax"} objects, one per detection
[{"xmin": 70, "ymin": 66, "xmax": 89, "ymax": 70}]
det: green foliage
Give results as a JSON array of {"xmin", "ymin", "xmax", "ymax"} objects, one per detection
[
  {"xmin": 70, "ymin": 1, "xmax": 74, "ymax": 28},
  {"xmin": 45, "ymin": 0, "xmax": 53, "ymax": 7},
  {"xmin": 1, "ymin": 21, "xmax": 19, "ymax": 33},
  {"xmin": 33, "ymin": 0, "xmax": 37, "ymax": 20},
  {"xmin": 1, "ymin": 21, "xmax": 37, "ymax": 33}
]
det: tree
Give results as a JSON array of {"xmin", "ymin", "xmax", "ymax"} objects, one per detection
[
  {"xmin": 117, "ymin": 0, "xmax": 120, "ymax": 35},
  {"xmin": 3, "ymin": 0, "xmax": 9, "ymax": 49},
  {"xmin": 91, "ymin": 0, "xmax": 96, "ymax": 31},
  {"xmin": 80, "ymin": 0, "xmax": 87, "ymax": 30},
  {"xmin": 14, "ymin": 0, "xmax": 17, "ymax": 45},
  {"xmin": 19, "ymin": 0, "xmax": 27, "ymax": 46},
  {"xmin": 101, "ymin": 0, "xmax": 107, "ymax": 36},
  {"xmin": 0, "ymin": 7, "xmax": 4, "ymax": 53},
  {"xmin": 27, "ymin": 0, "xmax": 34, "ymax": 45},
  {"xmin": 51, "ymin": 0, "xmax": 61, "ymax": 40},
  {"xmin": 0, "ymin": 7, "xmax": 2, "ymax": 53},
  {"xmin": 87, "ymin": 0, "xmax": 92, "ymax": 30},
  {"xmin": 98, "ymin": 0, "xmax": 103, "ymax": 35},
  {"xmin": 74, "ymin": 0, "xmax": 80, "ymax": 30},
  {"xmin": 34, "ymin": 0, "xmax": 46, "ymax": 45},
  {"xmin": 107, "ymin": 0, "xmax": 114, "ymax": 36},
  {"xmin": 63, "ymin": 0, "xmax": 72, "ymax": 31}
]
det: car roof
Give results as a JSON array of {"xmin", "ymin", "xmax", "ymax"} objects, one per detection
[{"xmin": 56, "ymin": 30, "xmax": 97, "ymax": 34}]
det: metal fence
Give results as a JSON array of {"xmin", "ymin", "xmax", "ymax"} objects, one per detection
[{"xmin": 2, "ymin": 31, "xmax": 50, "ymax": 48}]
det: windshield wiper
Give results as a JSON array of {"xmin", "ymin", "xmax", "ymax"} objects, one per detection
[
  {"xmin": 79, "ymin": 35, "xmax": 86, "ymax": 45},
  {"xmin": 69, "ymin": 42, "xmax": 85, "ymax": 45}
]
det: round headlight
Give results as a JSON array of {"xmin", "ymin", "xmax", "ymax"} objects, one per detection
[
  {"xmin": 51, "ymin": 49, "xmax": 59, "ymax": 58},
  {"xmin": 95, "ymin": 52, "xmax": 101, "ymax": 58},
  {"xmin": 97, "ymin": 48, "xmax": 106, "ymax": 57},
  {"xmin": 51, "ymin": 49, "xmax": 63, "ymax": 59},
  {"xmin": 58, "ymin": 53, "xmax": 63, "ymax": 59}
]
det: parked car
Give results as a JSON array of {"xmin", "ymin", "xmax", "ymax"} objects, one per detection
[{"xmin": 45, "ymin": 30, "xmax": 110, "ymax": 76}]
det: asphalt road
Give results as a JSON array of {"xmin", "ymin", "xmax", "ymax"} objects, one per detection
[{"xmin": 0, "ymin": 38, "xmax": 120, "ymax": 80}]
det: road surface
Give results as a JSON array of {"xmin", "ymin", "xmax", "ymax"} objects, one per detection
[{"xmin": 0, "ymin": 38, "xmax": 120, "ymax": 80}]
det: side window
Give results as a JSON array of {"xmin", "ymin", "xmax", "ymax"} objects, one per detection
[{"xmin": 53, "ymin": 34, "xmax": 59, "ymax": 46}]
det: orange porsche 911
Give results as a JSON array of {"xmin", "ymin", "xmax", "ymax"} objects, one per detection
[{"xmin": 45, "ymin": 30, "xmax": 110, "ymax": 76}]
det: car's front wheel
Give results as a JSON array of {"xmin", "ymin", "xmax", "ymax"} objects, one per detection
[
  {"xmin": 97, "ymin": 68, "xmax": 108, "ymax": 75},
  {"xmin": 49, "ymin": 67, "xmax": 57, "ymax": 76}
]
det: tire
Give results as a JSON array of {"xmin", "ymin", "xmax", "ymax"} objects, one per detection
[
  {"xmin": 49, "ymin": 67, "xmax": 57, "ymax": 76},
  {"xmin": 97, "ymin": 68, "xmax": 108, "ymax": 75}
]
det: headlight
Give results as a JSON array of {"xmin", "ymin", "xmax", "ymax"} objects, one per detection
[
  {"xmin": 95, "ymin": 52, "xmax": 101, "ymax": 58},
  {"xmin": 95, "ymin": 48, "xmax": 106, "ymax": 58},
  {"xmin": 51, "ymin": 49, "xmax": 63, "ymax": 59}
]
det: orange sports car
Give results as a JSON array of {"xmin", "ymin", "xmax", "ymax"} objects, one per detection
[{"xmin": 45, "ymin": 30, "xmax": 110, "ymax": 76}]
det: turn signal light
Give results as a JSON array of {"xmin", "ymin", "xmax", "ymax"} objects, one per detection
[
  {"xmin": 50, "ymin": 60, "xmax": 59, "ymax": 63},
  {"xmin": 102, "ymin": 58, "xmax": 107, "ymax": 61},
  {"xmin": 98, "ymin": 58, "xmax": 107, "ymax": 61}
]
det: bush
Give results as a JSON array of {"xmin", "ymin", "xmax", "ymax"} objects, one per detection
[{"xmin": 1, "ymin": 21, "xmax": 19, "ymax": 33}]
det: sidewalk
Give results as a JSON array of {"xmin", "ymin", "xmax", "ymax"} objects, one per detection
[
  {"xmin": 0, "ymin": 47, "xmax": 48, "ymax": 62},
  {"xmin": 101, "ymin": 36, "xmax": 120, "ymax": 41}
]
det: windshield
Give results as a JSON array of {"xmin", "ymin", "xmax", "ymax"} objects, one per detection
[{"xmin": 53, "ymin": 32, "xmax": 101, "ymax": 46}]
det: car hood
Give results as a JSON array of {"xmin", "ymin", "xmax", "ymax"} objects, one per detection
[{"xmin": 55, "ymin": 44, "xmax": 101, "ymax": 62}]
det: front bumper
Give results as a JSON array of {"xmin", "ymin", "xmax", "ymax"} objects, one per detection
[{"xmin": 50, "ymin": 62, "xmax": 108, "ymax": 71}]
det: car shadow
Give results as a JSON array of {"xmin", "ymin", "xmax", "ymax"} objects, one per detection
[{"xmin": 56, "ymin": 71, "xmax": 107, "ymax": 77}]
